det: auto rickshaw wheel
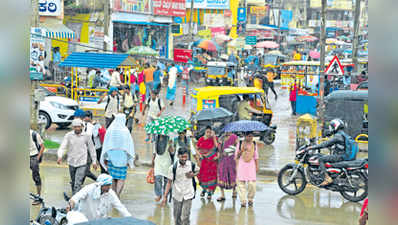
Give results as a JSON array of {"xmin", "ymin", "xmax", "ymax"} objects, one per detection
[{"xmin": 262, "ymin": 132, "xmax": 276, "ymax": 145}]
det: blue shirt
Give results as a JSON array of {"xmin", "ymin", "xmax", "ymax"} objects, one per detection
[
  {"xmin": 153, "ymin": 70, "xmax": 161, "ymax": 84},
  {"xmin": 53, "ymin": 51, "xmax": 61, "ymax": 63}
]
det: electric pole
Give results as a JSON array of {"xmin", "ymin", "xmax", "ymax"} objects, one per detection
[
  {"xmin": 319, "ymin": 0, "xmax": 327, "ymax": 133},
  {"xmin": 189, "ymin": 0, "xmax": 195, "ymax": 42},
  {"xmin": 352, "ymin": 0, "xmax": 361, "ymax": 74},
  {"xmin": 104, "ymin": 0, "xmax": 110, "ymax": 51},
  {"xmin": 31, "ymin": 0, "xmax": 39, "ymax": 130}
]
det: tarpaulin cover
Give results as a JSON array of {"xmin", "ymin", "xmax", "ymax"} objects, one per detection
[
  {"xmin": 59, "ymin": 52, "xmax": 129, "ymax": 69},
  {"xmin": 323, "ymin": 90, "xmax": 368, "ymax": 137}
]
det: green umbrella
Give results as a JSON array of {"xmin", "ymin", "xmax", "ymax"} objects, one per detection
[
  {"xmin": 145, "ymin": 116, "xmax": 191, "ymax": 136},
  {"xmin": 127, "ymin": 46, "xmax": 159, "ymax": 56}
]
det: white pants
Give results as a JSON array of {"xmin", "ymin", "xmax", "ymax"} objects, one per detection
[{"xmin": 237, "ymin": 181, "xmax": 256, "ymax": 203}]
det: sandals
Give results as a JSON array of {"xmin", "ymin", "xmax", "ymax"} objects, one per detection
[
  {"xmin": 200, "ymin": 190, "xmax": 206, "ymax": 198},
  {"xmin": 207, "ymin": 193, "xmax": 212, "ymax": 200},
  {"xmin": 216, "ymin": 197, "xmax": 226, "ymax": 202},
  {"xmin": 232, "ymin": 193, "xmax": 237, "ymax": 199},
  {"xmin": 241, "ymin": 202, "xmax": 246, "ymax": 207},
  {"xmin": 248, "ymin": 201, "xmax": 254, "ymax": 207}
]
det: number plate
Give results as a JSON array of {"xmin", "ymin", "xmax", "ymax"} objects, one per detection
[
  {"xmin": 303, "ymin": 164, "xmax": 308, "ymax": 168},
  {"xmin": 294, "ymin": 160, "xmax": 299, "ymax": 164}
]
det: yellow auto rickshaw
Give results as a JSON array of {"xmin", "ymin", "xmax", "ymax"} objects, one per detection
[
  {"xmin": 191, "ymin": 86, "xmax": 276, "ymax": 144},
  {"xmin": 205, "ymin": 61, "xmax": 233, "ymax": 86},
  {"xmin": 296, "ymin": 114, "xmax": 318, "ymax": 149}
]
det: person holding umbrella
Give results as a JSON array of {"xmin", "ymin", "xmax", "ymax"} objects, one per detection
[
  {"xmin": 216, "ymin": 132, "xmax": 238, "ymax": 202},
  {"xmin": 235, "ymin": 132, "xmax": 259, "ymax": 207}
]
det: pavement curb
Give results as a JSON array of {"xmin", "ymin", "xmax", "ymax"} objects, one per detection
[{"xmin": 44, "ymin": 149, "xmax": 280, "ymax": 177}]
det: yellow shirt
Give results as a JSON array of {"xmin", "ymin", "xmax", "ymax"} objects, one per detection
[{"xmin": 293, "ymin": 53, "xmax": 301, "ymax": 61}]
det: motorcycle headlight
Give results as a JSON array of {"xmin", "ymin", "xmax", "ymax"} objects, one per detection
[{"xmin": 50, "ymin": 102, "xmax": 69, "ymax": 110}]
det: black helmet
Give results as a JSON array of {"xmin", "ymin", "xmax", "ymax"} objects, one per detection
[
  {"xmin": 329, "ymin": 118, "xmax": 345, "ymax": 134},
  {"xmin": 85, "ymin": 111, "xmax": 93, "ymax": 119}
]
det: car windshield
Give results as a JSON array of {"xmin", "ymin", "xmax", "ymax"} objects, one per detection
[
  {"xmin": 263, "ymin": 55, "xmax": 278, "ymax": 65},
  {"xmin": 38, "ymin": 86, "xmax": 56, "ymax": 97},
  {"xmin": 207, "ymin": 66, "xmax": 225, "ymax": 75}
]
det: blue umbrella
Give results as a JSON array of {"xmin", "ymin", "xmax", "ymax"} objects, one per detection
[
  {"xmin": 76, "ymin": 217, "xmax": 156, "ymax": 225},
  {"xmin": 222, "ymin": 120, "xmax": 268, "ymax": 132}
]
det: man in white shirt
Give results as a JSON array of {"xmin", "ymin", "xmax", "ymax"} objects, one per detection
[
  {"xmin": 161, "ymin": 148, "xmax": 199, "ymax": 225},
  {"xmin": 109, "ymin": 68, "xmax": 123, "ymax": 88},
  {"xmin": 82, "ymin": 111, "xmax": 97, "ymax": 182},
  {"xmin": 57, "ymin": 119, "xmax": 98, "ymax": 194},
  {"xmin": 142, "ymin": 90, "xmax": 165, "ymax": 142},
  {"xmin": 98, "ymin": 87, "xmax": 121, "ymax": 128},
  {"xmin": 67, "ymin": 174, "xmax": 131, "ymax": 221},
  {"xmin": 30, "ymin": 128, "xmax": 45, "ymax": 205}
]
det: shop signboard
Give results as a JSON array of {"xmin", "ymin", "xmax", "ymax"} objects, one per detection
[
  {"xmin": 30, "ymin": 27, "xmax": 46, "ymax": 81},
  {"xmin": 153, "ymin": 0, "xmax": 186, "ymax": 17},
  {"xmin": 186, "ymin": 0, "xmax": 230, "ymax": 9},
  {"xmin": 113, "ymin": 0, "xmax": 151, "ymax": 13},
  {"xmin": 204, "ymin": 14, "xmax": 227, "ymax": 27},
  {"xmin": 210, "ymin": 27, "xmax": 225, "ymax": 37},
  {"xmin": 174, "ymin": 49, "xmax": 193, "ymax": 63},
  {"xmin": 250, "ymin": 6, "xmax": 268, "ymax": 15},
  {"xmin": 38, "ymin": 0, "xmax": 62, "ymax": 16},
  {"xmin": 237, "ymin": 7, "xmax": 247, "ymax": 22},
  {"xmin": 174, "ymin": 17, "xmax": 183, "ymax": 24},
  {"xmin": 245, "ymin": 36, "xmax": 257, "ymax": 45}
]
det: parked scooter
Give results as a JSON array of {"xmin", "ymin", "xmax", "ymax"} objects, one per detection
[{"xmin": 29, "ymin": 193, "xmax": 68, "ymax": 225}]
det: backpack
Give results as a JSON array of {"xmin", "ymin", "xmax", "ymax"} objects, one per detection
[
  {"xmin": 31, "ymin": 131, "xmax": 43, "ymax": 163},
  {"xmin": 172, "ymin": 162, "xmax": 197, "ymax": 199},
  {"xmin": 147, "ymin": 97, "xmax": 162, "ymax": 111},
  {"xmin": 340, "ymin": 131, "xmax": 359, "ymax": 161},
  {"xmin": 105, "ymin": 95, "xmax": 120, "ymax": 112}
]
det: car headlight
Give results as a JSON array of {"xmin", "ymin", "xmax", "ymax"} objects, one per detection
[{"xmin": 50, "ymin": 102, "xmax": 69, "ymax": 110}]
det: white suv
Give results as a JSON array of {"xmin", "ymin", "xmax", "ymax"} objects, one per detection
[{"xmin": 38, "ymin": 87, "xmax": 79, "ymax": 129}]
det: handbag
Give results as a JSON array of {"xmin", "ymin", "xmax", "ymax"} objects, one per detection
[{"xmin": 146, "ymin": 168, "xmax": 155, "ymax": 184}]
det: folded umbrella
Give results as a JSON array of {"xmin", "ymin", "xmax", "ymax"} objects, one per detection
[{"xmin": 222, "ymin": 120, "xmax": 268, "ymax": 132}]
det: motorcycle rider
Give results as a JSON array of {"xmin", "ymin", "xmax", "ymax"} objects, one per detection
[{"xmin": 306, "ymin": 118, "xmax": 350, "ymax": 186}]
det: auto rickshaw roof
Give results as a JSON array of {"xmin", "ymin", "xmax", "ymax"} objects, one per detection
[
  {"xmin": 297, "ymin": 113, "xmax": 317, "ymax": 125},
  {"xmin": 325, "ymin": 90, "xmax": 368, "ymax": 101},
  {"xmin": 192, "ymin": 86, "xmax": 264, "ymax": 99}
]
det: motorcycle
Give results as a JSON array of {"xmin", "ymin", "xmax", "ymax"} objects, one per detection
[
  {"xmin": 30, "ymin": 193, "xmax": 68, "ymax": 225},
  {"xmin": 277, "ymin": 144, "xmax": 368, "ymax": 202}
]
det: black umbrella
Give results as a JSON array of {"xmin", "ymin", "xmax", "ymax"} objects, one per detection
[
  {"xmin": 76, "ymin": 217, "xmax": 156, "ymax": 225},
  {"xmin": 191, "ymin": 107, "xmax": 233, "ymax": 121}
]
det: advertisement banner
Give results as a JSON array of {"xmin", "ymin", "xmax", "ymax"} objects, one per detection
[
  {"xmin": 210, "ymin": 27, "xmax": 225, "ymax": 37},
  {"xmin": 250, "ymin": 6, "xmax": 268, "ymax": 15},
  {"xmin": 30, "ymin": 28, "xmax": 46, "ymax": 80},
  {"xmin": 174, "ymin": 49, "xmax": 193, "ymax": 63},
  {"xmin": 38, "ymin": 0, "xmax": 62, "ymax": 16},
  {"xmin": 280, "ymin": 10, "xmax": 293, "ymax": 28},
  {"xmin": 153, "ymin": 0, "xmax": 186, "ymax": 17},
  {"xmin": 204, "ymin": 13, "xmax": 228, "ymax": 27},
  {"xmin": 113, "ymin": 0, "xmax": 151, "ymax": 13},
  {"xmin": 186, "ymin": 0, "xmax": 230, "ymax": 9}
]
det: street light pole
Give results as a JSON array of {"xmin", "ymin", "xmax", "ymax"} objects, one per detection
[
  {"xmin": 352, "ymin": 0, "xmax": 361, "ymax": 74},
  {"xmin": 103, "ymin": 0, "xmax": 110, "ymax": 51},
  {"xmin": 189, "ymin": 0, "xmax": 195, "ymax": 42},
  {"xmin": 31, "ymin": 0, "xmax": 39, "ymax": 130},
  {"xmin": 319, "ymin": 0, "xmax": 327, "ymax": 133}
]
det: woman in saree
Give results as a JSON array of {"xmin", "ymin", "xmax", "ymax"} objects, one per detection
[
  {"xmin": 196, "ymin": 126, "xmax": 218, "ymax": 200},
  {"xmin": 216, "ymin": 132, "xmax": 238, "ymax": 202}
]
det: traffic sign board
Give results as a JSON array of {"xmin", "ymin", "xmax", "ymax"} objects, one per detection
[
  {"xmin": 245, "ymin": 36, "xmax": 257, "ymax": 45},
  {"xmin": 325, "ymin": 56, "xmax": 344, "ymax": 75}
]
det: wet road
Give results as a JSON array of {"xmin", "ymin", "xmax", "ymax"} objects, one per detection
[
  {"xmin": 44, "ymin": 81, "xmax": 368, "ymax": 170},
  {"xmin": 30, "ymin": 162, "xmax": 364, "ymax": 225}
]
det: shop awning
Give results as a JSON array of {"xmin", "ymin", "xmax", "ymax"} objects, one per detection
[
  {"xmin": 40, "ymin": 19, "xmax": 76, "ymax": 39},
  {"xmin": 59, "ymin": 52, "xmax": 129, "ymax": 69}
]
